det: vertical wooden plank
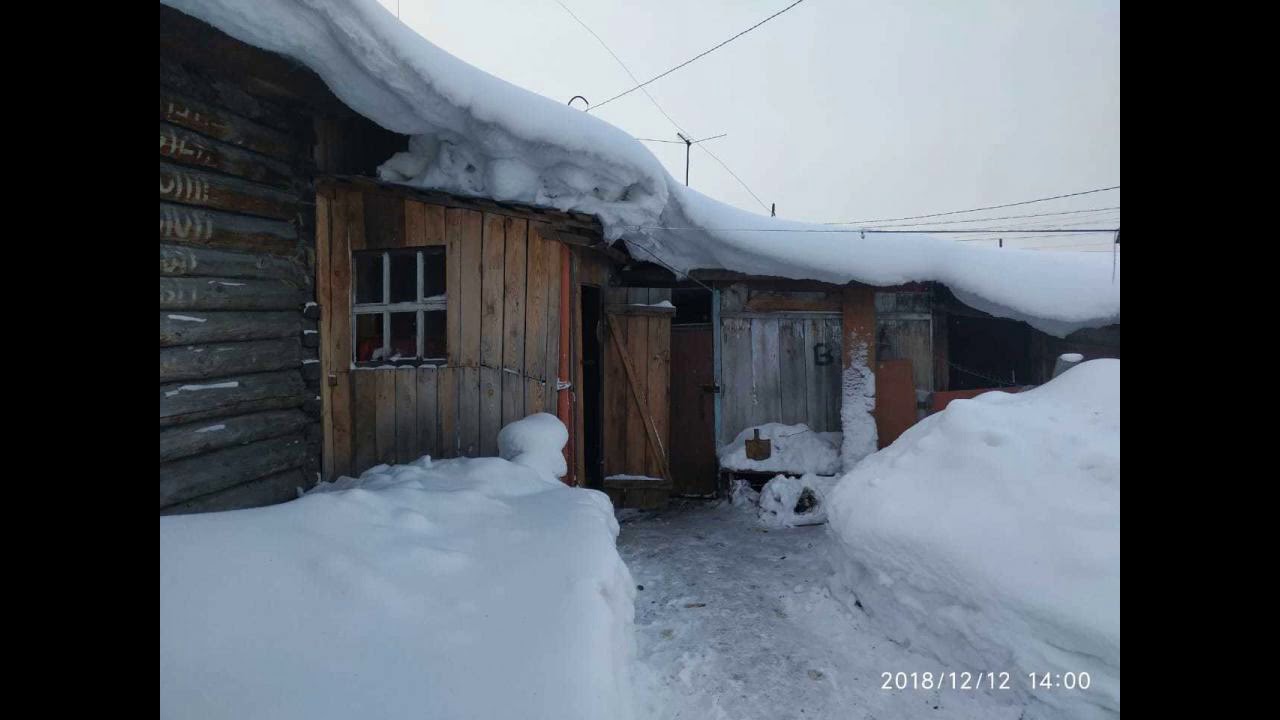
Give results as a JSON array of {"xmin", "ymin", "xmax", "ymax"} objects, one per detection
[
  {"xmin": 352, "ymin": 370, "xmax": 378, "ymax": 475},
  {"xmin": 346, "ymin": 188, "xmax": 367, "ymax": 252},
  {"xmin": 417, "ymin": 366, "xmax": 438, "ymax": 459},
  {"xmin": 456, "ymin": 209, "xmax": 483, "ymax": 368},
  {"xmin": 423, "ymin": 204, "xmax": 446, "ymax": 246},
  {"xmin": 375, "ymin": 370, "xmax": 397, "ymax": 465},
  {"xmin": 315, "ymin": 189, "xmax": 335, "ymax": 480},
  {"xmin": 624, "ymin": 314, "xmax": 648, "ymax": 474},
  {"xmin": 778, "ymin": 319, "xmax": 808, "ymax": 426},
  {"xmin": 404, "ymin": 199, "xmax": 426, "ymax": 247},
  {"xmin": 437, "ymin": 366, "xmax": 457, "ymax": 458},
  {"xmin": 479, "ymin": 213, "xmax": 506, "ymax": 454},
  {"xmin": 444, "ymin": 209, "xmax": 465, "ymax": 364},
  {"xmin": 646, "ymin": 315, "xmax": 670, "ymax": 479},
  {"xmin": 803, "ymin": 317, "xmax": 827, "ymax": 432},
  {"xmin": 602, "ymin": 314, "xmax": 627, "ymax": 478},
  {"xmin": 571, "ymin": 255, "xmax": 586, "ymax": 485},
  {"xmin": 330, "ymin": 188, "xmax": 356, "ymax": 476},
  {"xmin": 544, "ymin": 240, "xmax": 562, "ymax": 414},
  {"xmin": 524, "ymin": 223, "xmax": 551, "ymax": 409},
  {"xmin": 750, "ymin": 318, "xmax": 782, "ymax": 428},
  {"xmin": 627, "ymin": 287, "xmax": 649, "ymax": 305},
  {"xmin": 459, "ymin": 367, "xmax": 481, "ymax": 457},
  {"xmin": 480, "ymin": 213, "xmax": 506, "ymax": 368},
  {"xmin": 825, "ymin": 317, "xmax": 846, "ymax": 432},
  {"xmin": 396, "ymin": 366, "xmax": 418, "ymax": 463},
  {"xmin": 720, "ymin": 317, "xmax": 753, "ymax": 445},
  {"xmin": 502, "ymin": 218, "xmax": 528, "ymax": 425}
]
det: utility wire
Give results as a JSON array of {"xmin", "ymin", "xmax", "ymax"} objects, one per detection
[
  {"xmin": 828, "ymin": 186, "xmax": 1120, "ymax": 226},
  {"xmin": 864, "ymin": 205, "xmax": 1119, "ymax": 229},
  {"xmin": 621, "ymin": 225, "xmax": 1119, "ymax": 234},
  {"xmin": 554, "ymin": 0, "xmax": 770, "ymax": 211},
  {"xmin": 586, "ymin": 0, "xmax": 809, "ymax": 112}
]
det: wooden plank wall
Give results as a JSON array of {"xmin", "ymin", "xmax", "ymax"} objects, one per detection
[
  {"xmin": 875, "ymin": 290, "xmax": 934, "ymax": 417},
  {"xmin": 717, "ymin": 284, "xmax": 843, "ymax": 447},
  {"xmin": 159, "ymin": 51, "xmax": 321, "ymax": 514},
  {"xmin": 602, "ymin": 288, "xmax": 672, "ymax": 480},
  {"xmin": 319, "ymin": 184, "xmax": 565, "ymax": 478}
]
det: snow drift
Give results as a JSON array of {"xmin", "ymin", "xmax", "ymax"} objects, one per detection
[
  {"xmin": 718, "ymin": 422, "xmax": 843, "ymax": 476},
  {"xmin": 826, "ymin": 360, "xmax": 1120, "ymax": 720},
  {"xmin": 757, "ymin": 473, "xmax": 839, "ymax": 528},
  {"xmin": 160, "ymin": 0, "xmax": 1119, "ymax": 336},
  {"xmin": 160, "ymin": 417, "xmax": 637, "ymax": 720}
]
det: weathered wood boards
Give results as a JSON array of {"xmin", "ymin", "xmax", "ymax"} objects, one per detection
[
  {"xmin": 160, "ymin": 33, "xmax": 319, "ymax": 513},
  {"xmin": 718, "ymin": 284, "xmax": 844, "ymax": 446},
  {"xmin": 319, "ymin": 184, "xmax": 587, "ymax": 479},
  {"xmin": 601, "ymin": 289, "xmax": 673, "ymax": 482}
]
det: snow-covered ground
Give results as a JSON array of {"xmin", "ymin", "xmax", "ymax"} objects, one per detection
[
  {"xmin": 160, "ymin": 414, "xmax": 638, "ymax": 720},
  {"xmin": 621, "ymin": 502, "xmax": 1024, "ymax": 720}
]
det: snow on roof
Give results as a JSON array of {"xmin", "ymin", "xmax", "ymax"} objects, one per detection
[{"xmin": 162, "ymin": 0, "xmax": 1120, "ymax": 337}]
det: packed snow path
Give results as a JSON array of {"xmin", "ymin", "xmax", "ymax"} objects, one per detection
[{"xmin": 619, "ymin": 501, "xmax": 1024, "ymax": 720}]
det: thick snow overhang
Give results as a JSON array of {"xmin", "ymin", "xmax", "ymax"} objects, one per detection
[{"xmin": 162, "ymin": 0, "xmax": 1120, "ymax": 338}]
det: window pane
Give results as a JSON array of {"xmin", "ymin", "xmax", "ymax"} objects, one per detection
[
  {"xmin": 355, "ymin": 253, "xmax": 383, "ymax": 304},
  {"xmin": 423, "ymin": 310, "xmax": 446, "ymax": 360},
  {"xmin": 389, "ymin": 312, "xmax": 417, "ymax": 360},
  {"xmin": 390, "ymin": 252, "xmax": 417, "ymax": 303},
  {"xmin": 423, "ymin": 248, "xmax": 446, "ymax": 299},
  {"xmin": 355, "ymin": 314, "xmax": 383, "ymax": 362}
]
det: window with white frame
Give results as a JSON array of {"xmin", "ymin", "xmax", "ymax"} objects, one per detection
[{"xmin": 352, "ymin": 248, "xmax": 446, "ymax": 365}]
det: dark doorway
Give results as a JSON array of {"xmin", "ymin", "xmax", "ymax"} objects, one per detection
[
  {"xmin": 669, "ymin": 323, "xmax": 718, "ymax": 496},
  {"xmin": 947, "ymin": 315, "xmax": 1037, "ymax": 389},
  {"xmin": 580, "ymin": 285, "xmax": 604, "ymax": 489}
]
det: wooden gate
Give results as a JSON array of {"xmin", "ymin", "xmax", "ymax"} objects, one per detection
[
  {"xmin": 669, "ymin": 325, "xmax": 717, "ymax": 495},
  {"xmin": 601, "ymin": 289, "xmax": 673, "ymax": 482},
  {"xmin": 718, "ymin": 294, "xmax": 844, "ymax": 447}
]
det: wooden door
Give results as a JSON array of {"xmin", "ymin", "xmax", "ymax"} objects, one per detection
[{"xmin": 669, "ymin": 325, "xmax": 717, "ymax": 495}]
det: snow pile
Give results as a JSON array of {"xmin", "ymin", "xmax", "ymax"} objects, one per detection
[
  {"xmin": 826, "ymin": 360, "xmax": 1120, "ymax": 720},
  {"xmin": 497, "ymin": 411, "xmax": 568, "ymax": 481},
  {"xmin": 162, "ymin": 0, "xmax": 1119, "ymax": 336},
  {"xmin": 758, "ymin": 473, "xmax": 839, "ymax": 527},
  {"xmin": 160, "ymin": 418, "xmax": 637, "ymax": 720},
  {"xmin": 718, "ymin": 423, "xmax": 842, "ymax": 475}
]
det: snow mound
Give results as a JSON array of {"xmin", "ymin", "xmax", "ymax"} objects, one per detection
[
  {"xmin": 758, "ymin": 473, "xmax": 839, "ymax": 527},
  {"xmin": 826, "ymin": 359, "xmax": 1120, "ymax": 720},
  {"xmin": 719, "ymin": 423, "xmax": 842, "ymax": 475},
  {"xmin": 497, "ymin": 411, "xmax": 569, "ymax": 481},
  {"xmin": 161, "ymin": 448, "xmax": 635, "ymax": 719},
  {"xmin": 161, "ymin": 0, "xmax": 1119, "ymax": 336}
]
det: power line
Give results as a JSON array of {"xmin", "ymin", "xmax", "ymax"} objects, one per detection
[
  {"xmin": 587, "ymin": 0, "xmax": 809, "ymax": 112},
  {"xmin": 623, "ymin": 225, "xmax": 1117, "ymax": 234},
  {"xmin": 828, "ymin": 185, "xmax": 1120, "ymax": 225},
  {"xmin": 865, "ymin": 205, "xmax": 1119, "ymax": 229},
  {"xmin": 554, "ymin": 0, "xmax": 769, "ymax": 210}
]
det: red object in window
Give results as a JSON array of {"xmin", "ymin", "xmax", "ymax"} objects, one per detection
[{"xmin": 357, "ymin": 337, "xmax": 381, "ymax": 362}]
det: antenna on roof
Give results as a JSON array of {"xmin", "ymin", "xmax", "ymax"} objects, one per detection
[{"xmin": 675, "ymin": 132, "xmax": 727, "ymax": 186}]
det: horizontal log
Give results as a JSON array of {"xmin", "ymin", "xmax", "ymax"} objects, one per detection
[
  {"xmin": 160, "ymin": 122, "xmax": 297, "ymax": 188},
  {"xmin": 159, "ymin": 54, "xmax": 301, "ymax": 133},
  {"xmin": 161, "ymin": 310, "xmax": 301, "ymax": 346},
  {"xmin": 160, "ymin": 408, "xmax": 310, "ymax": 463},
  {"xmin": 159, "ymin": 467, "xmax": 309, "ymax": 515},
  {"xmin": 160, "ymin": 162, "xmax": 299, "ymax": 220},
  {"xmin": 160, "ymin": 202, "xmax": 297, "ymax": 255},
  {"xmin": 160, "ymin": 244, "xmax": 305, "ymax": 282},
  {"xmin": 160, "ymin": 369, "xmax": 305, "ymax": 427},
  {"xmin": 160, "ymin": 337, "xmax": 302, "ymax": 383},
  {"xmin": 160, "ymin": 433, "xmax": 308, "ymax": 508},
  {"xmin": 160, "ymin": 91, "xmax": 302, "ymax": 161},
  {"xmin": 161, "ymin": 276, "xmax": 307, "ymax": 311}
]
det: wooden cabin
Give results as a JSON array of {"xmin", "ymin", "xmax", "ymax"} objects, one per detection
[
  {"xmin": 159, "ymin": 4, "xmax": 678, "ymax": 513},
  {"xmin": 158, "ymin": 3, "xmax": 1117, "ymax": 514}
]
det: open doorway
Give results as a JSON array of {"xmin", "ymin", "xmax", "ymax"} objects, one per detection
[{"xmin": 580, "ymin": 285, "xmax": 604, "ymax": 489}]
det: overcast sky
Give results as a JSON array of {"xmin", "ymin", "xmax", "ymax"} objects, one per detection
[{"xmin": 374, "ymin": 0, "xmax": 1119, "ymax": 252}]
